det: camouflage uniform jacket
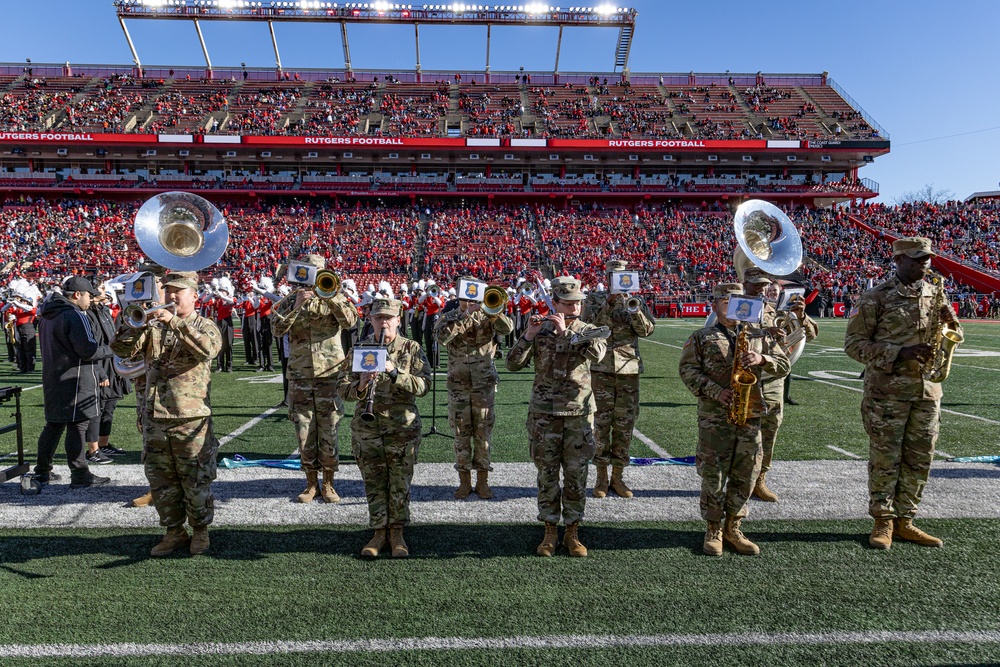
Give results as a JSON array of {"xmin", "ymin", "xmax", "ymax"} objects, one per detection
[
  {"xmin": 505, "ymin": 319, "xmax": 608, "ymax": 416},
  {"xmin": 271, "ymin": 291, "xmax": 358, "ymax": 380},
  {"xmin": 434, "ymin": 309, "xmax": 513, "ymax": 386},
  {"xmin": 581, "ymin": 291, "xmax": 655, "ymax": 374},
  {"xmin": 336, "ymin": 334, "xmax": 431, "ymax": 423},
  {"xmin": 678, "ymin": 323, "xmax": 790, "ymax": 418},
  {"xmin": 111, "ymin": 312, "xmax": 222, "ymax": 420},
  {"xmin": 844, "ymin": 274, "xmax": 959, "ymax": 401}
]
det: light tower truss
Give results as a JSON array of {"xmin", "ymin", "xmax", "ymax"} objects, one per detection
[{"xmin": 113, "ymin": 1, "xmax": 638, "ymax": 75}]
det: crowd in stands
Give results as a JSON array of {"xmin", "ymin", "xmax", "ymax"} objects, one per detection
[{"xmin": 421, "ymin": 206, "xmax": 539, "ymax": 284}]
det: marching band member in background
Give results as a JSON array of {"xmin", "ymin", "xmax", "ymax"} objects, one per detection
[
  {"xmin": 434, "ymin": 277, "xmax": 514, "ymax": 500},
  {"xmin": 3, "ymin": 278, "xmax": 41, "ymax": 373},
  {"xmin": 506, "ymin": 276, "xmax": 608, "ymax": 558},
  {"xmin": 112, "ymin": 271, "xmax": 222, "ymax": 556},
  {"xmin": 211, "ymin": 277, "xmax": 235, "ymax": 373},
  {"xmin": 239, "ymin": 285, "xmax": 260, "ymax": 368},
  {"xmin": 340, "ymin": 278, "xmax": 360, "ymax": 352},
  {"xmin": 845, "ymin": 237, "xmax": 960, "ymax": 550},
  {"xmin": 256, "ymin": 277, "xmax": 275, "ymax": 372},
  {"xmin": 337, "ymin": 298, "xmax": 430, "ymax": 558},
  {"xmin": 399, "ymin": 282, "xmax": 410, "ymax": 338},
  {"xmin": 271, "ymin": 254, "xmax": 358, "ymax": 505},
  {"xmin": 275, "ymin": 283, "xmax": 292, "ymax": 406},
  {"xmin": 419, "ymin": 279, "xmax": 443, "ymax": 365},
  {"xmin": 581, "ymin": 259, "xmax": 656, "ymax": 499},
  {"xmin": 679, "ymin": 283, "xmax": 789, "ymax": 557}
]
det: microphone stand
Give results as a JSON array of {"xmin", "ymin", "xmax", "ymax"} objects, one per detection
[{"xmin": 423, "ymin": 337, "xmax": 449, "ymax": 439}]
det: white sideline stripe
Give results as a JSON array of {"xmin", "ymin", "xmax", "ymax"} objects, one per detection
[
  {"xmin": 794, "ymin": 375, "xmax": 1000, "ymax": 425},
  {"xmin": 632, "ymin": 429, "xmax": 670, "ymax": 458},
  {"xmin": 953, "ymin": 363, "xmax": 1000, "ymax": 372},
  {"xmin": 24, "ymin": 384, "xmax": 42, "ymax": 392},
  {"xmin": 218, "ymin": 406, "xmax": 283, "ymax": 448},
  {"xmin": 826, "ymin": 445, "xmax": 862, "ymax": 460},
  {"xmin": 645, "ymin": 339, "xmax": 683, "ymax": 350},
  {"xmin": 3, "ymin": 630, "xmax": 1000, "ymax": 658}
]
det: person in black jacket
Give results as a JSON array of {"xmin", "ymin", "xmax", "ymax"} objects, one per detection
[
  {"xmin": 33, "ymin": 276, "xmax": 114, "ymax": 488},
  {"xmin": 84, "ymin": 287, "xmax": 131, "ymax": 463}
]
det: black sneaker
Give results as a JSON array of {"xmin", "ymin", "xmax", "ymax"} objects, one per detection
[
  {"xmin": 37, "ymin": 472, "xmax": 62, "ymax": 484},
  {"xmin": 86, "ymin": 450, "xmax": 113, "ymax": 465},
  {"xmin": 100, "ymin": 445, "xmax": 127, "ymax": 457},
  {"xmin": 70, "ymin": 474, "xmax": 111, "ymax": 489}
]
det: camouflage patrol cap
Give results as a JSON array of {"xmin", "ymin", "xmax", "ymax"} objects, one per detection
[
  {"xmin": 712, "ymin": 282, "xmax": 744, "ymax": 299},
  {"xmin": 163, "ymin": 271, "xmax": 199, "ymax": 291},
  {"xmin": 301, "ymin": 253, "xmax": 327, "ymax": 269},
  {"xmin": 892, "ymin": 236, "xmax": 936, "ymax": 258},
  {"xmin": 370, "ymin": 298, "xmax": 402, "ymax": 317},
  {"xmin": 742, "ymin": 267, "xmax": 773, "ymax": 285},
  {"xmin": 550, "ymin": 275, "xmax": 586, "ymax": 301},
  {"xmin": 605, "ymin": 259, "xmax": 627, "ymax": 272}
]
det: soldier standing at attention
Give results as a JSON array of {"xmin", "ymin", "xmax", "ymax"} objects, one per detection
[
  {"xmin": 271, "ymin": 254, "xmax": 358, "ymax": 505},
  {"xmin": 434, "ymin": 277, "xmax": 514, "ymax": 499},
  {"xmin": 506, "ymin": 276, "xmax": 608, "ymax": 558},
  {"xmin": 678, "ymin": 283, "xmax": 789, "ymax": 557},
  {"xmin": 112, "ymin": 271, "xmax": 222, "ymax": 557},
  {"xmin": 581, "ymin": 259, "xmax": 655, "ymax": 499},
  {"xmin": 337, "ymin": 298, "xmax": 430, "ymax": 558},
  {"xmin": 845, "ymin": 237, "xmax": 959, "ymax": 550}
]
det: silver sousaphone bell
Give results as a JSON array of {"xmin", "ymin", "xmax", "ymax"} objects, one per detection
[
  {"xmin": 134, "ymin": 192, "xmax": 229, "ymax": 272},
  {"xmin": 732, "ymin": 199, "xmax": 802, "ymax": 281}
]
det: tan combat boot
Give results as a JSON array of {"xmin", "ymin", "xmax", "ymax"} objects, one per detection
[
  {"xmin": 474, "ymin": 470, "xmax": 494, "ymax": 499},
  {"xmin": 131, "ymin": 490, "xmax": 154, "ymax": 508},
  {"xmin": 389, "ymin": 524, "xmax": 409, "ymax": 558},
  {"xmin": 564, "ymin": 523, "xmax": 588, "ymax": 557},
  {"xmin": 869, "ymin": 517, "xmax": 894, "ymax": 550},
  {"xmin": 321, "ymin": 469, "xmax": 341, "ymax": 504},
  {"xmin": 703, "ymin": 521, "xmax": 723, "ymax": 556},
  {"xmin": 454, "ymin": 470, "xmax": 473, "ymax": 499},
  {"xmin": 536, "ymin": 522, "xmax": 559, "ymax": 557},
  {"xmin": 610, "ymin": 466, "xmax": 633, "ymax": 498},
  {"xmin": 592, "ymin": 465, "xmax": 609, "ymax": 498},
  {"xmin": 752, "ymin": 472, "xmax": 779, "ymax": 502},
  {"xmin": 361, "ymin": 529, "xmax": 387, "ymax": 559},
  {"xmin": 894, "ymin": 518, "xmax": 943, "ymax": 547},
  {"xmin": 723, "ymin": 516, "xmax": 760, "ymax": 555},
  {"xmin": 296, "ymin": 470, "xmax": 319, "ymax": 503},
  {"xmin": 190, "ymin": 526, "xmax": 210, "ymax": 555},
  {"xmin": 150, "ymin": 526, "xmax": 190, "ymax": 557}
]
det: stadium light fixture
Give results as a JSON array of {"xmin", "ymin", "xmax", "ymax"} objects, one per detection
[{"xmin": 595, "ymin": 3, "xmax": 614, "ymax": 14}]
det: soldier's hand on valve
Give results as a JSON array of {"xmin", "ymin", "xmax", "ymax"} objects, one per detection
[
  {"xmin": 151, "ymin": 307, "xmax": 174, "ymax": 324},
  {"xmin": 718, "ymin": 388, "xmax": 734, "ymax": 407},
  {"xmin": 294, "ymin": 289, "xmax": 314, "ymax": 309}
]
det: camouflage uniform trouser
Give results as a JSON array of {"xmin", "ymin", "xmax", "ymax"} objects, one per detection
[
  {"xmin": 759, "ymin": 378, "xmax": 784, "ymax": 474},
  {"xmin": 695, "ymin": 414, "xmax": 762, "ymax": 522},
  {"xmin": 288, "ymin": 378, "xmax": 342, "ymax": 472},
  {"xmin": 592, "ymin": 371, "xmax": 640, "ymax": 468},
  {"xmin": 448, "ymin": 383, "xmax": 495, "ymax": 472},
  {"xmin": 352, "ymin": 416, "xmax": 421, "ymax": 529},
  {"xmin": 528, "ymin": 412, "xmax": 595, "ymax": 525},
  {"xmin": 861, "ymin": 396, "xmax": 939, "ymax": 519},
  {"xmin": 144, "ymin": 416, "xmax": 217, "ymax": 529}
]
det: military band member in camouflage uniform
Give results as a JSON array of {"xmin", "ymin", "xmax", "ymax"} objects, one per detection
[
  {"xmin": 112, "ymin": 271, "xmax": 222, "ymax": 557},
  {"xmin": 434, "ymin": 278, "xmax": 514, "ymax": 500},
  {"xmin": 337, "ymin": 298, "xmax": 430, "ymax": 558},
  {"xmin": 271, "ymin": 254, "xmax": 359, "ymax": 505},
  {"xmin": 581, "ymin": 259, "xmax": 655, "ymax": 499},
  {"xmin": 845, "ymin": 237, "xmax": 959, "ymax": 550},
  {"xmin": 506, "ymin": 276, "xmax": 608, "ymax": 558},
  {"xmin": 679, "ymin": 283, "xmax": 789, "ymax": 556}
]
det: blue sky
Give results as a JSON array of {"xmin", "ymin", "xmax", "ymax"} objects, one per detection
[{"xmin": 3, "ymin": 0, "xmax": 998, "ymax": 203}]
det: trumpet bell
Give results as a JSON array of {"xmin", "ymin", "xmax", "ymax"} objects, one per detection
[
  {"xmin": 314, "ymin": 269, "xmax": 341, "ymax": 299},
  {"xmin": 733, "ymin": 200, "xmax": 802, "ymax": 277},
  {"xmin": 135, "ymin": 192, "xmax": 229, "ymax": 271},
  {"xmin": 482, "ymin": 285, "xmax": 509, "ymax": 316}
]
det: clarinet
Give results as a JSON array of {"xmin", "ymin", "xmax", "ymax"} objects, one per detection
[{"xmin": 360, "ymin": 329, "xmax": 386, "ymax": 423}]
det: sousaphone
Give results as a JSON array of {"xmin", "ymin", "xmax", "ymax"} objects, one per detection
[{"xmin": 134, "ymin": 192, "xmax": 229, "ymax": 272}]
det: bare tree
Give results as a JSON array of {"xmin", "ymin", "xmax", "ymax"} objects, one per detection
[{"xmin": 894, "ymin": 184, "xmax": 955, "ymax": 205}]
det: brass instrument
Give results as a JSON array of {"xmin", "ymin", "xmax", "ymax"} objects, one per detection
[
  {"xmin": 482, "ymin": 285, "xmax": 509, "ymax": 316},
  {"xmin": 733, "ymin": 200, "xmax": 803, "ymax": 280},
  {"xmin": 3, "ymin": 313, "xmax": 16, "ymax": 341},
  {"xmin": 727, "ymin": 324, "xmax": 757, "ymax": 426},
  {"xmin": 124, "ymin": 301, "xmax": 177, "ymax": 328},
  {"xmin": 112, "ymin": 355, "xmax": 147, "ymax": 380},
  {"xmin": 314, "ymin": 269, "xmax": 341, "ymax": 299},
  {"xmin": 426, "ymin": 283, "xmax": 441, "ymax": 298},
  {"xmin": 360, "ymin": 330, "xmax": 387, "ymax": 423},
  {"xmin": 626, "ymin": 296, "xmax": 642, "ymax": 314},
  {"xmin": 922, "ymin": 273, "xmax": 963, "ymax": 383},
  {"xmin": 134, "ymin": 192, "xmax": 230, "ymax": 271}
]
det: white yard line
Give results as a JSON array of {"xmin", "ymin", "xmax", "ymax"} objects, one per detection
[
  {"xmin": 23, "ymin": 384, "xmax": 42, "ymax": 392},
  {"xmin": 645, "ymin": 339, "xmax": 684, "ymax": 350},
  {"xmin": 2, "ymin": 630, "xmax": 998, "ymax": 659},
  {"xmin": 826, "ymin": 445, "xmax": 862, "ymax": 460},
  {"xmin": 632, "ymin": 429, "xmax": 671, "ymax": 458},
  {"xmin": 952, "ymin": 363, "xmax": 1000, "ymax": 372},
  {"xmin": 218, "ymin": 406, "xmax": 283, "ymax": 448},
  {"xmin": 793, "ymin": 374, "xmax": 1000, "ymax": 425}
]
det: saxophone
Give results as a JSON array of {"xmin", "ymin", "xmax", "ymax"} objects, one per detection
[
  {"xmin": 921, "ymin": 273, "xmax": 963, "ymax": 383},
  {"xmin": 727, "ymin": 325, "xmax": 758, "ymax": 426}
]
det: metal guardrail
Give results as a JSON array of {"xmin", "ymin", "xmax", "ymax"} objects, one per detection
[{"xmin": 827, "ymin": 77, "xmax": 889, "ymax": 140}]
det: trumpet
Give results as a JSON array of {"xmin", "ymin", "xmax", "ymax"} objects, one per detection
[
  {"xmin": 482, "ymin": 285, "xmax": 509, "ymax": 316},
  {"xmin": 626, "ymin": 296, "xmax": 642, "ymax": 314},
  {"xmin": 314, "ymin": 269, "xmax": 341, "ymax": 299},
  {"xmin": 124, "ymin": 301, "xmax": 176, "ymax": 328},
  {"xmin": 426, "ymin": 283, "xmax": 441, "ymax": 298},
  {"xmin": 360, "ymin": 329, "xmax": 387, "ymax": 423}
]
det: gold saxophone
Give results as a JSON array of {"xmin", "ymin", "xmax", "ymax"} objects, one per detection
[
  {"xmin": 728, "ymin": 325, "xmax": 757, "ymax": 426},
  {"xmin": 921, "ymin": 273, "xmax": 963, "ymax": 383}
]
